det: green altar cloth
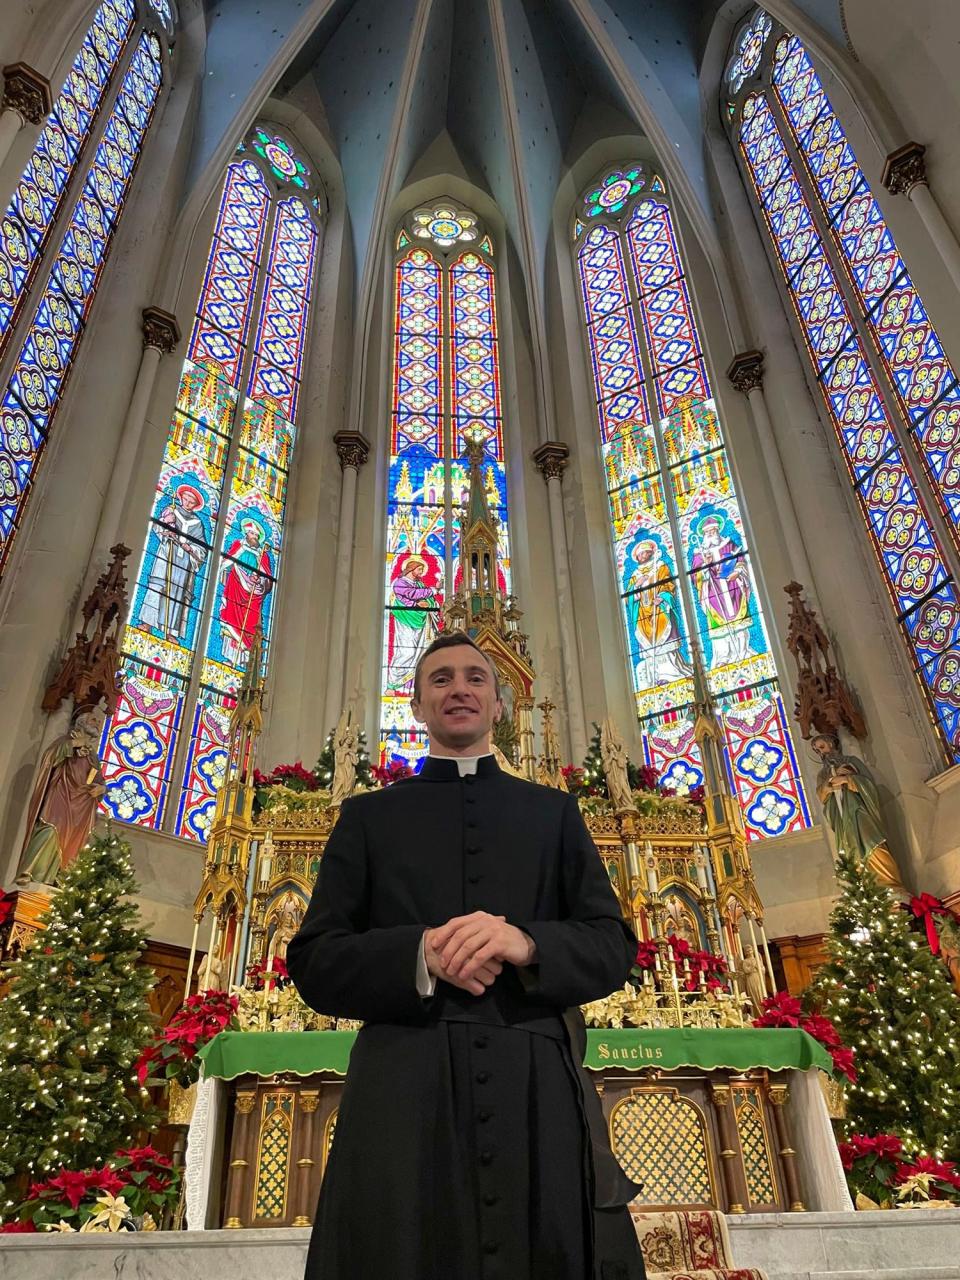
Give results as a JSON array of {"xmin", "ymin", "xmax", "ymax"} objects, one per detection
[{"xmin": 198, "ymin": 1026, "xmax": 831, "ymax": 1081}]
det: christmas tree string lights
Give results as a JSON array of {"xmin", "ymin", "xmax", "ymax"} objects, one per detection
[
  {"xmin": 0, "ymin": 831, "xmax": 158, "ymax": 1205},
  {"xmin": 810, "ymin": 851, "xmax": 960, "ymax": 1158}
]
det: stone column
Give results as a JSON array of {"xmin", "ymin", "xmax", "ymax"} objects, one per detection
[
  {"xmin": 532, "ymin": 441, "xmax": 587, "ymax": 762},
  {"xmin": 87, "ymin": 306, "xmax": 181, "ymax": 571},
  {"xmin": 726, "ymin": 350, "xmax": 819, "ymax": 603},
  {"xmin": 882, "ymin": 142, "xmax": 960, "ymax": 297},
  {"xmin": 323, "ymin": 431, "xmax": 370, "ymax": 729},
  {"xmin": 0, "ymin": 63, "xmax": 51, "ymax": 171}
]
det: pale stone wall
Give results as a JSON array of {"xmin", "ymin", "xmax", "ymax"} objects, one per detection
[{"xmin": 1, "ymin": 0, "xmax": 959, "ymax": 956}]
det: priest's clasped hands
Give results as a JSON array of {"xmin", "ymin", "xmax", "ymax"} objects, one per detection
[{"xmin": 424, "ymin": 910, "xmax": 537, "ymax": 997}]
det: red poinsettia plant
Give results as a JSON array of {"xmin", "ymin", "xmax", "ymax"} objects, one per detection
[
  {"xmin": 134, "ymin": 990, "xmax": 239, "ymax": 1088},
  {"xmin": 254, "ymin": 761, "xmax": 319, "ymax": 793},
  {"xmin": 753, "ymin": 992, "xmax": 856, "ymax": 1081},
  {"xmin": 838, "ymin": 1133, "xmax": 960, "ymax": 1208},
  {"xmin": 630, "ymin": 935, "xmax": 728, "ymax": 992},
  {"xmin": 5, "ymin": 1146, "xmax": 181, "ymax": 1231},
  {"xmin": 371, "ymin": 760, "xmax": 414, "ymax": 786},
  {"xmin": 246, "ymin": 955, "xmax": 290, "ymax": 990}
]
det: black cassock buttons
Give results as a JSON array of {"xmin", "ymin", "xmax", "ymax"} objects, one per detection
[
  {"xmin": 483, "ymin": 1192, "xmax": 499, "ymax": 1207},
  {"xmin": 483, "ymin": 1241, "xmax": 499, "ymax": 1255},
  {"xmin": 475, "ymin": 1070, "xmax": 490, "ymax": 1084},
  {"xmin": 479, "ymin": 1148, "xmax": 494, "ymax": 1165},
  {"xmin": 473, "ymin": 1036, "xmax": 488, "ymax": 1049}
]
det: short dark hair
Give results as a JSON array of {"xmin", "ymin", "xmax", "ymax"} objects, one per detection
[{"xmin": 412, "ymin": 631, "xmax": 501, "ymax": 701}]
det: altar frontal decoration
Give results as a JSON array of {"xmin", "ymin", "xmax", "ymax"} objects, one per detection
[{"xmin": 0, "ymin": 831, "xmax": 158, "ymax": 1201}]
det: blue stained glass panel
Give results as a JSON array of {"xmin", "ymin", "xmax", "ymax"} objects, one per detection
[{"xmin": 0, "ymin": 1, "xmax": 135, "ymax": 353}]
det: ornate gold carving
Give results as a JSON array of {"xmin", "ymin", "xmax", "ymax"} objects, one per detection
[
  {"xmin": 296, "ymin": 1158, "xmax": 315, "ymax": 1167},
  {"xmin": 2, "ymin": 62, "xmax": 52, "ymax": 124},
  {"xmin": 167, "ymin": 1079, "xmax": 197, "ymax": 1125},
  {"xmin": 292, "ymin": 1215, "xmax": 311, "ymax": 1226},
  {"xmin": 225, "ymin": 1216, "xmax": 243, "ymax": 1228},
  {"xmin": 141, "ymin": 306, "xmax": 181, "ymax": 354},
  {"xmin": 333, "ymin": 430, "xmax": 371, "ymax": 470},
  {"xmin": 42, "ymin": 543, "xmax": 130, "ymax": 714},
  {"xmin": 726, "ymin": 350, "xmax": 764, "ymax": 395},
  {"xmin": 768, "ymin": 1084, "xmax": 789, "ymax": 1107},
  {"xmin": 235, "ymin": 1091, "xmax": 257, "ymax": 1115},
  {"xmin": 531, "ymin": 440, "xmax": 570, "ymax": 481},
  {"xmin": 229, "ymin": 1159, "xmax": 249, "ymax": 1168},
  {"xmin": 882, "ymin": 142, "xmax": 927, "ymax": 197},
  {"xmin": 710, "ymin": 1084, "xmax": 731, "ymax": 1107},
  {"xmin": 300, "ymin": 1090, "xmax": 321, "ymax": 1114}
]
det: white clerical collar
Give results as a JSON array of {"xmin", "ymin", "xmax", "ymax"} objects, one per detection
[{"xmin": 428, "ymin": 752, "xmax": 493, "ymax": 777}]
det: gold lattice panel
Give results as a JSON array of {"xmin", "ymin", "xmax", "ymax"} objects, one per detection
[
  {"xmin": 253, "ymin": 1093, "xmax": 293, "ymax": 1219},
  {"xmin": 610, "ymin": 1089, "xmax": 714, "ymax": 1205},
  {"xmin": 735, "ymin": 1088, "xmax": 777, "ymax": 1205}
]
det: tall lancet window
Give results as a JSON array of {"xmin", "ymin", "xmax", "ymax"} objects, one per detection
[
  {"xmin": 0, "ymin": 0, "xmax": 171, "ymax": 574},
  {"xmin": 379, "ymin": 203, "xmax": 510, "ymax": 766},
  {"xmin": 574, "ymin": 167, "xmax": 809, "ymax": 840},
  {"xmin": 727, "ymin": 7, "xmax": 960, "ymax": 763},
  {"xmin": 99, "ymin": 126, "xmax": 322, "ymax": 841}
]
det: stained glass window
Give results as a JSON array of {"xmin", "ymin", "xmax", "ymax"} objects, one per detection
[
  {"xmin": 726, "ymin": 8, "xmax": 960, "ymax": 762},
  {"xmin": 99, "ymin": 128, "xmax": 322, "ymax": 840},
  {"xmin": 0, "ymin": 15, "xmax": 166, "ymax": 573},
  {"xmin": 380, "ymin": 209, "xmax": 509, "ymax": 767},
  {"xmin": 0, "ymin": 1, "xmax": 136, "ymax": 354},
  {"xmin": 575, "ymin": 166, "xmax": 810, "ymax": 840}
]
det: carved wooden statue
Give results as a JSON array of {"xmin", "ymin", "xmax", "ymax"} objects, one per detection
[
  {"xmin": 785, "ymin": 581, "xmax": 865, "ymax": 740},
  {"xmin": 42, "ymin": 544, "xmax": 130, "ymax": 715}
]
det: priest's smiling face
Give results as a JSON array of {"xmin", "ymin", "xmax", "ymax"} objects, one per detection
[{"xmin": 411, "ymin": 642, "xmax": 503, "ymax": 756}]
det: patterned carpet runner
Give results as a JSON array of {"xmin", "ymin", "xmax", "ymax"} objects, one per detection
[{"xmin": 630, "ymin": 1208, "xmax": 766, "ymax": 1280}]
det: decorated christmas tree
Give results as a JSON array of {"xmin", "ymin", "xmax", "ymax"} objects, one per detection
[
  {"xmin": 0, "ymin": 830, "xmax": 157, "ymax": 1199},
  {"xmin": 578, "ymin": 722, "xmax": 608, "ymax": 796},
  {"xmin": 810, "ymin": 851, "xmax": 960, "ymax": 1157}
]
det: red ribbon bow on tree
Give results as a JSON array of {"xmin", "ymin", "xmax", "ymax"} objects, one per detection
[{"xmin": 909, "ymin": 892, "xmax": 950, "ymax": 955}]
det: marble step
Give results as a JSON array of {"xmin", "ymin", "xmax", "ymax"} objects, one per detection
[{"xmin": 728, "ymin": 1209, "xmax": 960, "ymax": 1279}]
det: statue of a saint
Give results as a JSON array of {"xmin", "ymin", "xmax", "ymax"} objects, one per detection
[
  {"xmin": 600, "ymin": 717, "xmax": 637, "ymax": 813},
  {"xmin": 812, "ymin": 733, "xmax": 905, "ymax": 895},
  {"xmin": 16, "ymin": 708, "xmax": 107, "ymax": 886},
  {"xmin": 330, "ymin": 709, "xmax": 359, "ymax": 807},
  {"xmin": 737, "ymin": 947, "xmax": 767, "ymax": 1015},
  {"xmin": 197, "ymin": 950, "xmax": 225, "ymax": 993},
  {"xmin": 268, "ymin": 891, "xmax": 304, "ymax": 964}
]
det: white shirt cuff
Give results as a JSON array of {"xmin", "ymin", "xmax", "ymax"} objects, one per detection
[{"xmin": 416, "ymin": 931, "xmax": 437, "ymax": 998}]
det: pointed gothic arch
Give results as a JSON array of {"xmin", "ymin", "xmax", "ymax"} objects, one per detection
[
  {"xmin": 724, "ymin": 6, "xmax": 960, "ymax": 764},
  {"xmin": 98, "ymin": 121, "xmax": 325, "ymax": 841}
]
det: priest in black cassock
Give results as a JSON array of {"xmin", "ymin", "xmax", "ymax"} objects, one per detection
[{"xmin": 287, "ymin": 632, "xmax": 647, "ymax": 1280}]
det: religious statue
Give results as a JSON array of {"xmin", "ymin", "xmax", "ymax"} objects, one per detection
[
  {"xmin": 812, "ymin": 733, "xmax": 905, "ymax": 894},
  {"xmin": 16, "ymin": 708, "xmax": 106, "ymax": 886},
  {"xmin": 600, "ymin": 717, "xmax": 637, "ymax": 813},
  {"xmin": 690, "ymin": 515, "xmax": 754, "ymax": 668},
  {"xmin": 267, "ymin": 891, "xmax": 304, "ymax": 964},
  {"xmin": 624, "ymin": 539, "xmax": 689, "ymax": 685},
  {"xmin": 737, "ymin": 947, "xmax": 767, "ymax": 1015},
  {"xmin": 140, "ymin": 484, "xmax": 208, "ymax": 642},
  {"xmin": 197, "ymin": 950, "xmax": 225, "ymax": 993},
  {"xmin": 219, "ymin": 517, "xmax": 274, "ymax": 666},
  {"xmin": 330, "ymin": 709, "xmax": 359, "ymax": 807}
]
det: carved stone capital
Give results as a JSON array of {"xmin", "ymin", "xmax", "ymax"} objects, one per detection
[
  {"xmin": 726, "ymin": 349, "xmax": 765, "ymax": 395},
  {"xmin": 882, "ymin": 141, "xmax": 927, "ymax": 197},
  {"xmin": 334, "ymin": 430, "xmax": 371, "ymax": 470},
  {"xmin": 532, "ymin": 441, "xmax": 570, "ymax": 482},
  {"xmin": 141, "ymin": 305, "xmax": 181, "ymax": 354},
  {"xmin": 2, "ymin": 63, "xmax": 52, "ymax": 125},
  {"xmin": 235, "ymin": 1091, "xmax": 257, "ymax": 1115}
]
